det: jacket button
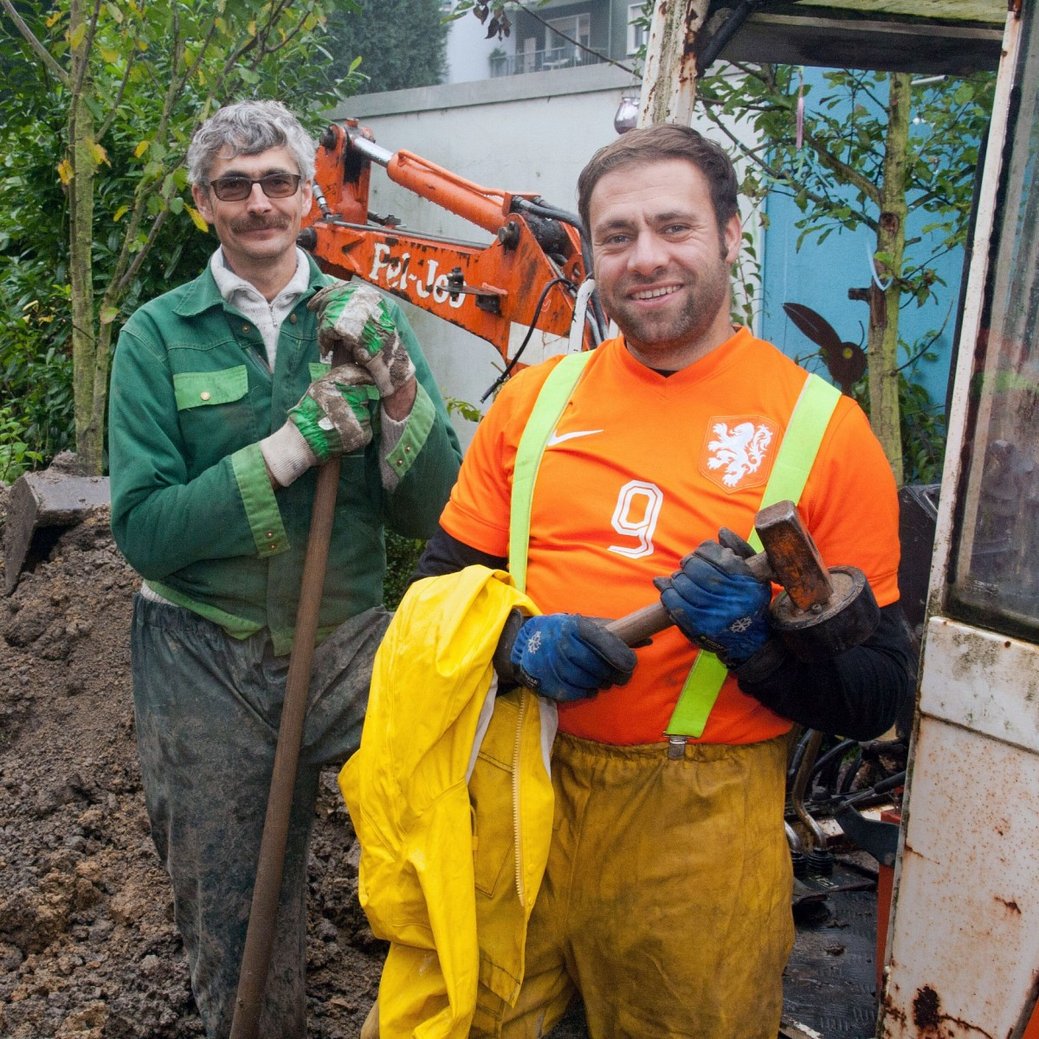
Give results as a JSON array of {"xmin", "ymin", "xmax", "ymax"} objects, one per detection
[{"xmin": 200, "ymin": 391, "xmax": 211, "ymax": 401}]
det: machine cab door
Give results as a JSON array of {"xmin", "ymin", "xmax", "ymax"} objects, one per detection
[{"xmin": 879, "ymin": 4, "xmax": 1039, "ymax": 1035}]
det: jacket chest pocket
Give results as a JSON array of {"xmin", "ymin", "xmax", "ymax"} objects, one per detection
[{"xmin": 173, "ymin": 365, "xmax": 260, "ymax": 468}]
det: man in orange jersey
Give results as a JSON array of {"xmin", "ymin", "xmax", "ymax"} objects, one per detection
[{"xmin": 413, "ymin": 124, "xmax": 914, "ymax": 1038}]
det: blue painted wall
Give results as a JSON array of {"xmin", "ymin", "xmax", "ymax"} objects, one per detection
[{"xmin": 756, "ymin": 70, "xmax": 969, "ymax": 414}]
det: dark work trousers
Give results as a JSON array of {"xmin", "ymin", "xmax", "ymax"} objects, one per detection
[{"xmin": 130, "ymin": 595, "xmax": 391, "ymax": 1039}]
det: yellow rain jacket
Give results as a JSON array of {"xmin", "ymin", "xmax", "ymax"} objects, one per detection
[{"xmin": 338, "ymin": 566, "xmax": 556, "ymax": 1038}]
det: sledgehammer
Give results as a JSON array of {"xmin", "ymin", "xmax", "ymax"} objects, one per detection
[{"xmin": 606, "ymin": 500, "xmax": 879, "ymax": 661}]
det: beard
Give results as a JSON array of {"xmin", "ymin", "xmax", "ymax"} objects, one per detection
[{"xmin": 599, "ymin": 256, "xmax": 732, "ymax": 357}]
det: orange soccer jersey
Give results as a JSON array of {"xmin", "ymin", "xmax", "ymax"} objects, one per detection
[{"xmin": 439, "ymin": 328, "xmax": 901, "ymax": 746}]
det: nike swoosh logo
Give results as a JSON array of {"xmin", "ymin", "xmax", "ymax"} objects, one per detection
[{"xmin": 546, "ymin": 428, "xmax": 604, "ymax": 448}]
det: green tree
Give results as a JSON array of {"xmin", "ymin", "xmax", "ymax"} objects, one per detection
[
  {"xmin": 699, "ymin": 66, "xmax": 993, "ymax": 484},
  {"xmin": 0, "ymin": 0, "xmax": 359, "ymax": 475},
  {"xmin": 325, "ymin": 0, "xmax": 447, "ymax": 93}
]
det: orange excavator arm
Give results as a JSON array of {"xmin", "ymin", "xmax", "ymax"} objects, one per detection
[{"xmin": 298, "ymin": 120, "xmax": 605, "ymax": 368}]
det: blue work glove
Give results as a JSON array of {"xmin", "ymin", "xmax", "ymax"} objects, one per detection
[
  {"xmin": 507, "ymin": 613, "xmax": 637, "ymax": 702},
  {"xmin": 309, "ymin": 282, "xmax": 416, "ymax": 398},
  {"xmin": 655, "ymin": 536, "xmax": 772, "ymax": 666}
]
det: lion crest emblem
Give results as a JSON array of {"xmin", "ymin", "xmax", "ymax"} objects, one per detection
[{"xmin": 706, "ymin": 420, "xmax": 774, "ymax": 487}]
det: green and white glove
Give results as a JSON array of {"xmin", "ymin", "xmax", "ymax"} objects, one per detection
[
  {"xmin": 309, "ymin": 282, "xmax": 416, "ymax": 398},
  {"xmin": 260, "ymin": 364, "xmax": 377, "ymax": 487}
]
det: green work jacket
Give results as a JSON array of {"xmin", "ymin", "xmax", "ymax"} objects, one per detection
[{"xmin": 108, "ymin": 254, "xmax": 462, "ymax": 655}]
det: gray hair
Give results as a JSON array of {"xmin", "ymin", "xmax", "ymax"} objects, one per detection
[{"xmin": 187, "ymin": 100, "xmax": 316, "ymax": 186}]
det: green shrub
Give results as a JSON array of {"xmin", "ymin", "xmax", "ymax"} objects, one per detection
[
  {"xmin": 0, "ymin": 404, "xmax": 43, "ymax": 483},
  {"xmin": 384, "ymin": 530, "xmax": 426, "ymax": 609},
  {"xmin": 0, "ymin": 275, "xmax": 75, "ymax": 472}
]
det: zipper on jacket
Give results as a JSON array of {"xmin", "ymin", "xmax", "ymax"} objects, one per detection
[{"xmin": 511, "ymin": 693, "xmax": 527, "ymax": 904}]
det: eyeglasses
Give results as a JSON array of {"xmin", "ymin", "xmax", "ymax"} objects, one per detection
[{"xmin": 208, "ymin": 172, "xmax": 302, "ymax": 202}]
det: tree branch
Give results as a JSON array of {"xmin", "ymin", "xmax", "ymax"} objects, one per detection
[
  {"xmin": 1, "ymin": 0, "xmax": 68, "ymax": 85},
  {"xmin": 69, "ymin": 0, "xmax": 104, "ymax": 101},
  {"xmin": 701, "ymin": 101, "xmax": 879, "ymax": 233},
  {"xmin": 1, "ymin": 0, "xmax": 69, "ymax": 85},
  {"xmin": 113, "ymin": 8, "xmax": 191, "ymax": 299},
  {"xmin": 96, "ymin": 50, "xmax": 140, "ymax": 140}
]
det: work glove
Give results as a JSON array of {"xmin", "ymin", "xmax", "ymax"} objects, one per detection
[
  {"xmin": 260, "ymin": 364, "xmax": 376, "ymax": 487},
  {"xmin": 289, "ymin": 363, "xmax": 376, "ymax": 460},
  {"xmin": 309, "ymin": 282, "xmax": 416, "ymax": 399},
  {"xmin": 655, "ymin": 530, "xmax": 772, "ymax": 666},
  {"xmin": 501, "ymin": 612, "xmax": 637, "ymax": 703}
]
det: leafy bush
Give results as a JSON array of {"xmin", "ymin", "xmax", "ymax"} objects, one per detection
[
  {"xmin": 0, "ymin": 271, "xmax": 76, "ymax": 473},
  {"xmin": 384, "ymin": 530, "xmax": 426, "ymax": 609},
  {"xmin": 0, "ymin": 404, "xmax": 43, "ymax": 483},
  {"xmin": 897, "ymin": 375, "xmax": 946, "ymax": 485}
]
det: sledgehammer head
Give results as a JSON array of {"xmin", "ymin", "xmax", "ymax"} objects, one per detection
[
  {"xmin": 747, "ymin": 500, "xmax": 880, "ymax": 661},
  {"xmin": 746, "ymin": 500, "xmax": 833, "ymax": 611}
]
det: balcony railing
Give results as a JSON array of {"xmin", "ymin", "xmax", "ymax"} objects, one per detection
[{"xmin": 489, "ymin": 45, "xmax": 605, "ymax": 77}]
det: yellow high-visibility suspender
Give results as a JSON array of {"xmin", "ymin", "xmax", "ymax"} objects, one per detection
[
  {"xmin": 664, "ymin": 372, "xmax": 840, "ymax": 744},
  {"xmin": 508, "ymin": 352, "xmax": 593, "ymax": 594}
]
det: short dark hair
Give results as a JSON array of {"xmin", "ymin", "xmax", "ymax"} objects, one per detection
[
  {"xmin": 577, "ymin": 124, "xmax": 739, "ymax": 236},
  {"xmin": 187, "ymin": 100, "xmax": 316, "ymax": 187}
]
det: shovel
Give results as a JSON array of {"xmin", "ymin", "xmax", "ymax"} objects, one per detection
[{"xmin": 230, "ymin": 361, "xmax": 353, "ymax": 1039}]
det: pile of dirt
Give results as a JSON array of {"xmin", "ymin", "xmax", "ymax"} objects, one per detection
[{"xmin": 0, "ymin": 489, "xmax": 386, "ymax": 1039}]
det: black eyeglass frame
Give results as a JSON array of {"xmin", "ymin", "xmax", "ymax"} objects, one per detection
[{"xmin": 207, "ymin": 172, "xmax": 303, "ymax": 202}]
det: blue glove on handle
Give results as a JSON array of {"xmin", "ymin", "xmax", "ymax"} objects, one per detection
[
  {"xmin": 509, "ymin": 614, "xmax": 637, "ymax": 702},
  {"xmin": 656, "ymin": 540, "xmax": 772, "ymax": 666}
]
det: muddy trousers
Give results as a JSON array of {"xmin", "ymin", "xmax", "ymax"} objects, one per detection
[
  {"xmin": 477, "ymin": 733, "xmax": 795, "ymax": 1039},
  {"xmin": 130, "ymin": 596, "xmax": 391, "ymax": 1039}
]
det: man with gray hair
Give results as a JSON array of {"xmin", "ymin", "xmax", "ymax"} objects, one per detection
[{"xmin": 108, "ymin": 99, "xmax": 461, "ymax": 1037}]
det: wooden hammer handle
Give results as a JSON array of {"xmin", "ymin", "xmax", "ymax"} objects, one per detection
[
  {"xmin": 602, "ymin": 550, "xmax": 773, "ymax": 645},
  {"xmin": 602, "ymin": 501, "xmax": 830, "ymax": 647}
]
